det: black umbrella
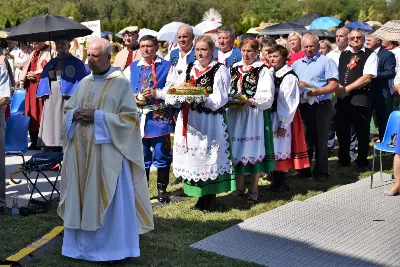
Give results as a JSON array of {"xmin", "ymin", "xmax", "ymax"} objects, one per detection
[
  {"xmin": 259, "ymin": 23, "xmax": 307, "ymax": 36},
  {"xmin": 6, "ymin": 15, "xmax": 92, "ymax": 42},
  {"xmin": 298, "ymin": 13, "xmax": 324, "ymax": 26},
  {"xmin": 307, "ymin": 29, "xmax": 335, "ymax": 38}
]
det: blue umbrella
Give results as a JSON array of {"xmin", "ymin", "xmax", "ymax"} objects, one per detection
[
  {"xmin": 309, "ymin": 17, "xmax": 342, "ymax": 30},
  {"xmin": 101, "ymin": 31, "xmax": 113, "ymax": 38},
  {"xmin": 344, "ymin": 21, "xmax": 373, "ymax": 32}
]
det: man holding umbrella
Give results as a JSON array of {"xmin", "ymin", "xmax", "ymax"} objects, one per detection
[
  {"xmin": 20, "ymin": 42, "xmax": 52, "ymax": 150},
  {"xmin": 36, "ymin": 36, "xmax": 87, "ymax": 152}
]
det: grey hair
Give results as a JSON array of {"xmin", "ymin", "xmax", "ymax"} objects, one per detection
[
  {"xmin": 218, "ymin": 26, "xmax": 235, "ymax": 40},
  {"xmin": 366, "ymin": 31, "xmax": 381, "ymax": 42},
  {"xmin": 302, "ymin": 34, "xmax": 319, "ymax": 47},
  {"xmin": 348, "ymin": 29, "xmax": 365, "ymax": 39},
  {"xmin": 177, "ymin": 24, "xmax": 194, "ymax": 35}
]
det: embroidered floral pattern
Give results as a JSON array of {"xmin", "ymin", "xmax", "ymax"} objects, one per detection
[
  {"xmin": 173, "ymin": 118, "xmax": 233, "ymax": 182},
  {"xmin": 347, "ymin": 55, "xmax": 359, "ymax": 70}
]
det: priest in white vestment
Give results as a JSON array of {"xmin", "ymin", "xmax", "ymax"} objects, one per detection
[{"xmin": 58, "ymin": 38, "xmax": 153, "ymax": 262}]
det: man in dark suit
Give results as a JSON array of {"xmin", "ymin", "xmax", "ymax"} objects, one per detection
[{"xmin": 366, "ymin": 33, "xmax": 396, "ymax": 141}]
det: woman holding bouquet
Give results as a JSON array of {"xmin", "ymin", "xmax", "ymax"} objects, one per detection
[
  {"xmin": 145, "ymin": 35, "xmax": 235, "ymax": 212},
  {"xmin": 268, "ymin": 44, "xmax": 309, "ymax": 192},
  {"xmin": 226, "ymin": 38, "xmax": 275, "ymax": 204}
]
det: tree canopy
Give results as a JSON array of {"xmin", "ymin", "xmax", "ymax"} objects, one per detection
[{"xmin": 1, "ymin": 0, "xmax": 400, "ymax": 35}]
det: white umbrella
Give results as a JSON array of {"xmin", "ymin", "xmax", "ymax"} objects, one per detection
[
  {"xmin": 158, "ymin": 22, "xmax": 202, "ymax": 42},
  {"xmin": 195, "ymin": 20, "xmax": 221, "ymax": 34},
  {"xmin": 139, "ymin": 28, "xmax": 159, "ymax": 40}
]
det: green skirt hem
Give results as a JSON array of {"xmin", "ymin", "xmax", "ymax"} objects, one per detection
[
  {"xmin": 236, "ymin": 160, "xmax": 275, "ymax": 175},
  {"xmin": 183, "ymin": 172, "xmax": 236, "ymax": 197}
]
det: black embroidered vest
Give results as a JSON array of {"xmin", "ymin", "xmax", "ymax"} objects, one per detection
[
  {"xmin": 185, "ymin": 62, "xmax": 225, "ymax": 115},
  {"xmin": 271, "ymin": 70, "xmax": 298, "ymax": 113},
  {"xmin": 229, "ymin": 65, "xmax": 266, "ymax": 99},
  {"xmin": 338, "ymin": 48, "xmax": 373, "ymax": 107}
]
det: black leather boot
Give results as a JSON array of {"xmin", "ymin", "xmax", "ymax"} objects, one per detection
[
  {"xmin": 28, "ymin": 132, "xmax": 40, "ymax": 150},
  {"xmin": 272, "ymin": 172, "xmax": 289, "ymax": 192},
  {"xmin": 157, "ymin": 168, "xmax": 170, "ymax": 203},
  {"xmin": 145, "ymin": 169, "xmax": 150, "ymax": 187},
  {"xmin": 203, "ymin": 194, "xmax": 216, "ymax": 213},
  {"xmin": 267, "ymin": 171, "xmax": 281, "ymax": 190}
]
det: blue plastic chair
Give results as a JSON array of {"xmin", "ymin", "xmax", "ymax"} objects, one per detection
[
  {"xmin": 370, "ymin": 110, "xmax": 400, "ymax": 188},
  {"xmin": 9, "ymin": 90, "xmax": 26, "ymax": 116},
  {"xmin": 5, "ymin": 115, "xmax": 30, "ymax": 164}
]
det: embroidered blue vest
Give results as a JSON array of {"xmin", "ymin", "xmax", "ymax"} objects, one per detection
[
  {"xmin": 37, "ymin": 56, "xmax": 87, "ymax": 97},
  {"xmin": 169, "ymin": 48, "xmax": 196, "ymax": 66},
  {"xmin": 129, "ymin": 58, "xmax": 174, "ymax": 138},
  {"xmin": 213, "ymin": 47, "xmax": 242, "ymax": 68}
]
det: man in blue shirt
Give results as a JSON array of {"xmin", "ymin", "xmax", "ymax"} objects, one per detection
[{"xmin": 292, "ymin": 34, "xmax": 339, "ymax": 182}]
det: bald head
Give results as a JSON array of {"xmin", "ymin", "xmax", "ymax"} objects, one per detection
[
  {"xmin": 336, "ymin": 27, "xmax": 350, "ymax": 51},
  {"xmin": 87, "ymin": 38, "xmax": 112, "ymax": 75}
]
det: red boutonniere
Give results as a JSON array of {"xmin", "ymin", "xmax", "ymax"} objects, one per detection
[
  {"xmin": 347, "ymin": 55, "xmax": 359, "ymax": 70},
  {"xmin": 188, "ymin": 76, "xmax": 196, "ymax": 86}
]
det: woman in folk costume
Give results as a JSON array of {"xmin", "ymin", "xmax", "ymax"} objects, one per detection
[
  {"xmin": 268, "ymin": 44, "xmax": 310, "ymax": 192},
  {"xmin": 146, "ymin": 35, "xmax": 235, "ymax": 212},
  {"xmin": 226, "ymin": 38, "xmax": 275, "ymax": 204},
  {"xmin": 260, "ymin": 37, "xmax": 277, "ymax": 68}
]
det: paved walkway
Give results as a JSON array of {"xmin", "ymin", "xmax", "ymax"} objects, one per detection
[{"xmin": 191, "ymin": 174, "xmax": 399, "ymax": 267}]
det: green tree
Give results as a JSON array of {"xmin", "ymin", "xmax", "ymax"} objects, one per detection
[
  {"xmin": 60, "ymin": 2, "xmax": 83, "ymax": 21},
  {"xmin": 15, "ymin": 18, "xmax": 21, "ymax": 26},
  {"xmin": 4, "ymin": 18, "xmax": 11, "ymax": 28},
  {"xmin": 358, "ymin": 10, "xmax": 368, "ymax": 21}
]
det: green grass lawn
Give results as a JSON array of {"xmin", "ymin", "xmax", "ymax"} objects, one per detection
[{"xmin": 0, "ymin": 151, "xmax": 394, "ymax": 267}]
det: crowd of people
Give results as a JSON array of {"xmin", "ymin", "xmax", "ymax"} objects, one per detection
[{"xmin": 0, "ymin": 21, "xmax": 399, "ymax": 263}]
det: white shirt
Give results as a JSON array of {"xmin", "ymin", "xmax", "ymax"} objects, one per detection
[
  {"xmin": 0, "ymin": 65, "xmax": 11, "ymax": 98},
  {"xmin": 326, "ymin": 47, "xmax": 341, "ymax": 66},
  {"xmin": 390, "ymin": 46, "xmax": 400, "ymax": 73},
  {"xmin": 8, "ymin": 46, "xmax": 18, "ymax": 74},
  {"xmin": 217, "ymin": 49, "xmax": 233, "ymax": 64},
  {"xmin": 344, "ymin": 46, "xmax": 378, "ymax": 78},
  {"xmin": 122, "ymin": 56, "xmax": 163, "ymax": 83},
  {"xmin": 164, "ymin": 47, "xmax": 194, "ymax": 83}
]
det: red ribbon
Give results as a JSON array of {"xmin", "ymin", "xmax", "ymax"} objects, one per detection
[
  {"xmin": 182, "ymin": 103, "xmax": 189, "ymax": 152},
  {"xmin": 151, "ymin": 59, "xmax": 159, "ymax": 106}
]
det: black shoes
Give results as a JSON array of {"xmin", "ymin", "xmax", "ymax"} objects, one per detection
[{"xmin": 156, "ymin": 168, "xmax": 170, "ymax": 203}]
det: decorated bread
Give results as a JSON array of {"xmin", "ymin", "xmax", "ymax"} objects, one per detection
[{"xmin": 168, "ymin": 82, "xmax": 207, "ymax": 96}]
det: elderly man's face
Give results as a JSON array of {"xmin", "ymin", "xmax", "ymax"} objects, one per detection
[
  {"xmin": 140, "ymin": 40, "xmax": 158, "ymax": 61},
  {"xmin": 123, "ymin": 31, "xmax": 138, "ymax": 49},
  {"xmin": 303, "ymin": 38, "xmax": 319, "ymax": 58},
  {"xmin": 348, "ymin": 31, "xmax": 364, "ymax": 50},
  {"xmin": 87, "ymin": 43, "xmax": 110, "ymax": 75},
  {"xmin": 55, "ymin": 40, "xmax": 70, "ymax": 56},
  {"xmin": 218, "ymin": 32, "xmax": 234, "ymax": 53},
  {"xmin": 177, "ymin": 30, "xmax": 194, "ymax": 51},
  {"xmin": 365, "ymin": 36, "xmax": 381, "ymax": 50}
]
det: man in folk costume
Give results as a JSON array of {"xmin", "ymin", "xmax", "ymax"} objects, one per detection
[
  {"xmin": 336, "ymin": 29, "xmax": 378, "ymax": 171},
  {"xmin": 36, "ymin": 37, "xmax": 87, "ymax": 152},
  {"xmin": 113, "ymin": 26, "xmax": 141, "ymax": 71},
  {"xmin": 214, "ymin": 27, "xmax": 242, "ymax": 68},
  {"xmin": 0, "ymin": 66, "xmax": 11, "ymax": 216},
  {"xmin": 165, "ymin": 24, "xmax": 196, "ymax": 81},
  {"xmin": 59, "ymin": 38, "xmax": 153, "ymax": 262},
  {"xmin": 124, "ymin": 35, "xmax": 174, "ymax": 203},
  {"xmin": 20, "ymin": 42, "xmax": 52, "ymax": 150}
]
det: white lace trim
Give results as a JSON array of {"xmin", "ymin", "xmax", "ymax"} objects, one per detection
[
  {"xmin": 173, "ymin": 118, "xmax": 232, "ymax": 182},
  {"xmin": 165, "ymin": 94, "xmax": 207, "ymax": 106}
]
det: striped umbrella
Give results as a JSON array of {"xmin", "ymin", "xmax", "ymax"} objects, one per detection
[{"xmin": 372, "ymin": 20, "xmax": 400, "ymax": 41}]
